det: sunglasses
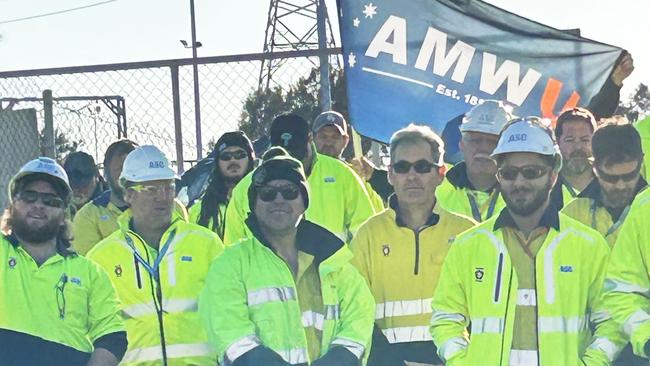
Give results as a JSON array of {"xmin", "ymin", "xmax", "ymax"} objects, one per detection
[
  {"xmin": 391, "ymin": 159, "xmax": 438, "ymax": 174},
  {"xmin": 595, "ymin": 164, "xmax": 641, "ymax": 184},
  {"xmin": 258, "ymin": 185, "xmax": 301, "ymax": 202},
  {"xmin": 17, "ymin": 190, "xmax": 65, "ymax": 208},
  {"xmin": 497, "ymin": 165, "xmax": 550, "ymax": 181},
  {"xmin": 129, "ymin": 183, "xmax": 176, "ymax": 196},
  {"xmin": 219, "ymin": 150, "xmax": 248, "ymax": 161}
]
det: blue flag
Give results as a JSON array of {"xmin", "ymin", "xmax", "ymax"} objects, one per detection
[{"xmin": 338, "ymin": 0, "xmax": 622, "ymax": 146}]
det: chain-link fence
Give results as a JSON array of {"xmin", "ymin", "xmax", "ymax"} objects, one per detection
[{"xmin": 0, "ymin": 49, "xmax": 342, "ymax": 178}]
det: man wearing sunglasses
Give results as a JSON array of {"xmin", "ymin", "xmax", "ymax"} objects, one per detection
[
  {"xmin": 189, "ymin": 131, "xmax": 255, "ymax": 238},
  {"xmin": 431, "ymin": 117, "xmax": 624, "ymax": 365},
  {"xmin": 86, "ymin": 145, "xmax": 224, "ymax": 366},
  {"xmin": 224, "ymin": 113, "xmax": 374, "ymax": 245},
  {"xmin": 435, "ymin": 100, "xmax": 510, "ymax": 222},
  {"xmin": 350, "ymin": 124, "xmax": 475, "ymax": 366},
  {"xmin": 0, "ymin": 157, "xmax": 126, "ymax": 366},
  {"xmin": 200, "ymin": 153, "xmax": 374, "ymax": 366}
]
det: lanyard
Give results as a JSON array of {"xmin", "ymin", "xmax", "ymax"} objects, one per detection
[
  {"xmin": 468, "ymin": 190, "xmax": 499, "ymax": 222},
  {"xmin": 590, "ymin": 201, "xmax": 631, "ymax": 239},
  {"xmin": 124, "ymin": 228, "xmax": 177, "ymax": 279},
  {"xmin": 562, "ymin": 178, "xmax": 578, "ymax": 198}
]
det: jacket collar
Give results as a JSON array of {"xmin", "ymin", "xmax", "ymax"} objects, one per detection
[
  {"xmin": 244, "ymin": 214, "xmax": 347, "ymax": 269},
  {"xmin": 117, "ymin": 208, "xmax": 184, "ymax": 235},
  {"xmin": 387, "ymin": 194, "xmax": 440, "ymax": 228},
  {"xmin": 494, "ymin": 203, "xmax": 561, "ymax": 231},
  {"xmin": 4, "ymin": 233, "xmax": 76, "ymax": 258}
]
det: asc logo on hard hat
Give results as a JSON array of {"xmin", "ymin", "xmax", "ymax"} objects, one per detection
[
  {"xmin": 149, "ymin": 161, "xmax": 166, "ymax": 169},
  {"xmin": 507, "ymin": 133, "xmax": 527, "ymax": 143}
]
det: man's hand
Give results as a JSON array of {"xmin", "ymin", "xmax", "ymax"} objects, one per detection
[
  {"xmin": 348, "ymin": 157, "xmax": 375, "ymax": 182},
  {"xmin": 611, "ymin": 52, "xmax": 634, "ymax": 87}
]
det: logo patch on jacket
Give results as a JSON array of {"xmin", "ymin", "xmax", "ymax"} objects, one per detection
[
  {"xmin": 382, "ymin": 245, "xmax": 390, "ymax": 256},
  {"xmin": 71, "ymin": 277, "xmax": 82, "ymax": 285},
  {"xmin": 181, "ymin": 256, "xmax": 193, "ymax": 262},
  {"xmin": 114, "ymin": 265, "xmax": 123, "ymax": 277},
  {"xmin": 8, "ymin": 257, "xmax": 17, "ymax": 269},
  {"xmin": 475, "ymin": 267, "xmax": 485, "ymax": 282},
  {"xmin": 100, "ymin": 215, "xmax": 110, "ymax": 221},
  {"xmin": 560, "ymin": 265, "xmax": 573, "ymax": 273},
  {"xmin": 324, "ymin": 176, "xmax": 336, "ymax": 183}
]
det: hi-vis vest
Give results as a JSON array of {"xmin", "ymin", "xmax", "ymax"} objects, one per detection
[
  {"xmin": 199, "ymin": 219, "xmax": 375, "ymax": 365},
  {"xmin": 430, "ymin": 213, "xmax": 624, "ymax": 366},
  {"xmin": 87, "ymin": 210, "xmax": 224, "ymax": 366},
  {"xmin": 223, "ymin": 152, "xmax": 375, "ymax": 244}
]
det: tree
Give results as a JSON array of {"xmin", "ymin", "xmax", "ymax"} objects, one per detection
[
  {"xmin": 617, "ymin": 83, "xmax": 650, "ymax": 122},
  {"xmin": 238, "ymin": 68, "xmax": 348, "ymax": 141},
  {"xmin": 40, "ymin": 129, "xmax": 82, "ymax": 161}
]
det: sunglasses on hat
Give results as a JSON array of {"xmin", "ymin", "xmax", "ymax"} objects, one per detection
[
  {"xmin": 497, "ymin": 165, "xmax": 550, "ymax": 181},
  {"xmin": 258, "ymin": 185, "xmax": 301, "ymax": 202},
  {"xmin": 219, "ymin": 150, "xmax": 248, "ymax": 161}
]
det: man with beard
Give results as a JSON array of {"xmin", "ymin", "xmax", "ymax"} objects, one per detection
[
  {"xmin": 73, "ymin": 139, "xmax": 138, "ymax": 254},
  {"xmin": 199, "ymin": 153, "xmax": 374, "ymax": 366},
  {"xmin": 435, "ymin": 100, "xmax": 511, "ymax": 222},
  {"xmin": 189, "ymin": 131, "xmax": 255, "ymax": 238},
  {"xmin": 0, "ymin": 157, "xmax": 126, "ymax": 366},
  {"xmin": 550, "ymin": 108, "xmax": 598, "ymax": 208},
  {"xmin": 431, "ymin": 117, "xmax": 624, "ymax": 365},
  {"xmin": 224, "ymin": 113, "xmax": 374, "ymax": 244}
]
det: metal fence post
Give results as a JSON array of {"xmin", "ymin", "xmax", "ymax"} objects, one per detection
[
  {"xmin": 190, "ymin": 0, "xmax": 203, "ymax": 160},
  {"xmin": 317, "ymin": 0, "xmax": 332, "ymax": 111},
  {"xmin": 42, "ymin": 89, "xmax": 56, "ymax": 158},
  {"xmin": 171, "ymin": 66, "xmax": 185, "ymax": 174}
]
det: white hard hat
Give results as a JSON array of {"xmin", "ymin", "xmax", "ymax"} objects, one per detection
[
  {"xmin": 492, "ymin": 117, "xmax": 560, "ymax": 158},
  {"xmin": 120, "ymin": 145, "xmax": 178, "ymax": 184},
  {"xmin": 8, "ymin": 157, "xmax": 72, "ymax": 203},
  {"xmin": 460, "ymin": 100, "xmax": 514, "ymax": 136}
]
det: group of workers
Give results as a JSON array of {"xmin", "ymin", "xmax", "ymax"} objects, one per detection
[{"xmin": 3, "ymin": 55, "xmax": 650, "ymax": 366}]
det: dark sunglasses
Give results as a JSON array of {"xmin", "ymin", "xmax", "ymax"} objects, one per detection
[
  {"xmin": 258, "ymin": 185, "xmax": 301, "ymax": 202},
  {"xmin": 392, "ymin": 159, "xmax": 438, "ymax": 174},
  {"xmin": 497, "ymin": 165, "xmax": 550, "ymax": 181},
  {"xmin": 17, "ymin": 190, "xmax": 65, "ymax": 208},
  {"xmin": 595, "ymin": 164, "xmax": 641, "ymax": 184},
  {"xmin": 219, "ymin": 150, "xmax": 248, "ymax": 161}
]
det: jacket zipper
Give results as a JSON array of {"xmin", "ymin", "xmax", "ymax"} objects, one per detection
[
  {"xmin": 494, "ymin": 253, "xmax": 504, "ymax": 302},
  {"xmin": 533, "ymin": 263, "xmax": 541, "ymax": 366},
  {"xmin": 499, "ymin": 266, "xmax": 513, "ymax": 366},
  {"xmin": 414, "ymin": 229, "xmax": 422, "ymax": 275}
]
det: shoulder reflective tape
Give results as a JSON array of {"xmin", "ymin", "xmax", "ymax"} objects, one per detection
[
  {"xmin": 604, "ymin": 279, "xmax": 650, "ymax": 297},
  {"xmin": 430, "ymin": 310, "xmax": 466, "ymax": 325},
  {"xmin": 438, "ymin": 336, "xmax": 468, "ymax": 362},
  {"xmin": 247, "ymin": 286, "xmax": 296, "ymax": 306},
  {"xmin": 382, "ymin": 326, "xmax": 432, "ymax": 343},
  {"xmin": 122, "ymin": 342, "xmax": 213, "ymax": 363},
  {"xmin": 121, "ymin": 298, "xmax": 198, "ymax": 318},
  {"xmin": 538, "ymin": 315, "xmax": 588, "ymax": 333},
  {"xmin": 517, "ymin": 289, "xmax": 537, "ymax": 306},
  {"xmin": 375, "ymin": 298, "xmax": 432, "ymax": 320},
  {"xmin": 624, "ymin": 310, "xmax": 650, "ymax": 337},
  {"xmin": 589, "ymin": 337, "xmax": 621, "ymax": 362},
  {"xmin": 510, "ymin": 349, "xmax": 538, "ymax": 366},
  {"xmin": 225, "ymin": 335, "xmax": 262, "ymax": 363},
  {"xmin": 331, "ymin": 337, "xmax": 366, "ymax": 359},
  {"xmin": 470, "ymin": 317, "xmax": 504, "ymax": 334}
]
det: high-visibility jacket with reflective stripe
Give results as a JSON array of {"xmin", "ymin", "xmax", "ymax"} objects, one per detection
[
  {"xmin": 435, "ymin": 163, "xmax": 506, "ymax": 222},
  {"xmin": 223, "ymin": 152, "xmax": 375, "ymax": 244},
  {"xmin": 430, "ymin": 211, "xmax": 625, "ymax": 366},
  {"xmin": 635, "ymin": 116, "xmax": 650, "ymax": 180},
  {"xmin": 351, "ymin": 196, "xmax": 475, "ymax": 346},
  {"xmin": 199, "ymin": 218, "xmax": 375, "ymax": 365},
  {"xmin": 603, "ymin": 188, "xmax": 650, "ymax": 358},
  {"xmin": 87, "ymin": 210, "xmax": 224, "ymax": 366}
]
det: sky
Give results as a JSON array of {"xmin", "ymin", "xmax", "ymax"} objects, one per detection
[{"xmin": 0, "ymin": 0, "xmax": 647, "ymax": 98}]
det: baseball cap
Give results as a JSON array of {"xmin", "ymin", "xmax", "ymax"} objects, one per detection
[
  {"xmin": 63, "ymin": 151, "xmax": 98, "ymax": 189},
  {"xmin": 312, "ymin": 111, "xmax": 348, "ymax": 136},
  {"xmin": 270, "ymin": 113, "xmax": 310, "ymax": 160},
  {"xmin": 120, "ymin": 145, "xmax": 178, "ymax": 184}
]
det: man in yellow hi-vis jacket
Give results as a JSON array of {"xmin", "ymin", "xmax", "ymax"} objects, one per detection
[
  {"xmin": 431, "ymin": 117, "xmax": 624, "ymax": 366},
  {"xmin": 87, "ymin": 145, "xmax": 224, "ymax": 366}
]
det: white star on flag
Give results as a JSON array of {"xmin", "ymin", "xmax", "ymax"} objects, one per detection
[
  {"xmin": 348, "ymin": 52, "xmax": 357, "ymax": 68},
  {"xmin": 362, "ymin": 3, "xmax": 377, "ymax": 19},
  {"xmin": 353, "ymin": 17, "xmax": 360, "ymax": 27}
]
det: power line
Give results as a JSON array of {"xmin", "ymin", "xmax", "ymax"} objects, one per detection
[{"xmin": 0, "ymin": 0, "xmax": 118, "ymax": 25}]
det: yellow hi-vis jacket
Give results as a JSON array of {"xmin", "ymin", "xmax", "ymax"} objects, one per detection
[
  {"xmin": 199, "ymin": 217, "xmax": 375, "ymax": 365},
  {"xmin": 435, "ymin": 162, "xmax": 506, "ymax": 222},
  {"xmin": 603, "ymin": 188, "xmax": 650, "ymax": 358},
  {"xmin": 87, "ymin": 210, "xmax": 224, "ymax": 366},
  {"xmin": 188, "ymin": 199, "xmax": 227, "ymax": 238},
  {"xmin": 562, "ymin": 179, "xmax": 648, "ymax": 247},
  {"xmin": 430, "ymin": 209, "xmax": 624, "ymax": 366},
  {"xmin": 223, "ymin": 152, "xmax": 375, "ymax": 244},
  {"xmin": 635, "ymin": 116, "xmax": 650, "ymax": 180}
]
